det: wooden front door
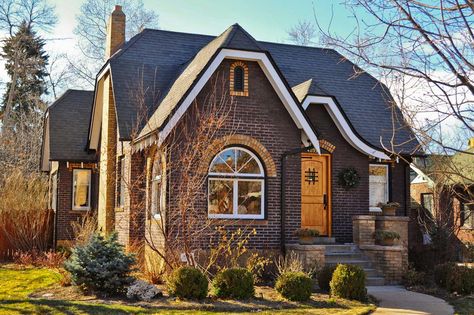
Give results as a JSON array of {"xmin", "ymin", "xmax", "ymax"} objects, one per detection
[{"xmin": 301, "ymin": 153, "xmax": 331, "ymax": 236}]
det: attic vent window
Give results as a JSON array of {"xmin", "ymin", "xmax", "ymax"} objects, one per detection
[
  {"xmin": 230, "ymin": 61, "xmax": 249, "ymax": 96},
  {"xmin": 234, "ymin": 67, "xmax": 244, "ymax": 91}
]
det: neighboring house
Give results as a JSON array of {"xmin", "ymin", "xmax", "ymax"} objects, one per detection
[
  {"xmin": 41, "ymin": 6, "xmax": 420, "ymax": 257},
  {"xmin": 409, "ymin": 139, "xmax": 474, "ymax": 251},
  {"xmin": 40, "ymin": 90, "xmax": 98, "ymax": 247}
]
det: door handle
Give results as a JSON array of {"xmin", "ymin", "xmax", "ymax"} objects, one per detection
[{"xmin": 323, "ymin": 194, "xmax": 327, "ymax": 210}]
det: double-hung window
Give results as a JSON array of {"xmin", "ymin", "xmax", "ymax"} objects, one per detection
[
  {"xmin": 369, "ymin": 164, "xmax": 389, "ymax": 211},
  {"xmin": 208, "ymin": 147, "xmax": 265, "ymax": 219},
  {"xmin": 72, "ymin": 169, "xmax": 91, "ymax": 211}
]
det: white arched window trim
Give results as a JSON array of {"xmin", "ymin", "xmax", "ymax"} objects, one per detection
[{"xmin": 208, "ymin": 147, "xmax": 265, "ymax": 219}]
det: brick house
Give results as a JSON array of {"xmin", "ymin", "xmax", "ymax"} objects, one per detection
[
  {"xmin": 41, "ymin": 6, "xmax": 421, "ymax": 277},
  {"xmin": 40, "ymin": 90, "xmax": 98, "ymax": 247},
  {"xmin": 409, "ymin": 140, "xmax": 474, "ymax": 258}
]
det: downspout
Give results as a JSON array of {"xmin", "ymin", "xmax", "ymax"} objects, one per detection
[{"xmin": 280, "ymin": 146, "xmax": 313, "ymax": 256}]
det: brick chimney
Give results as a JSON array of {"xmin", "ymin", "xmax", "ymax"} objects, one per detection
[
  {"xmin": 105, "ymin": 5, "xmax": 125, "ymax": 59},
  {"xmin": 469, "ymin": 137, "xmax": 474, "ymax": 150}
]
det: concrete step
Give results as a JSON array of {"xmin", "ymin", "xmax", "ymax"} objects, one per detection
[
  {"xmin": 363, "ymin": 268, "xmax": 380, "ymax": 277},
  {"xmin": 326, "ymin": 260, "xmax": 372, "ymax": 268},
  {"xmin": 324, "ymin": 244, "xmax": 357, "ymax": 253},
  {"xmin": 325, "ymin": 255, "xmax": 368, "ymax": 264},
  {"xmin": 366, "ymin": 276, "xmax": 385, "ymax": 286}
]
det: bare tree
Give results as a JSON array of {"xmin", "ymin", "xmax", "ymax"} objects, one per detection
[
  {"xmin": 0, "ymin": 0, "xmax": 57, "ymax": 36},
  {"xmin": 313, "ymin": 0, "xmax": 473, "ymax": 154},
  {"xmin": 287, "ymin": 20, "xmax": 317, "ymax": 46},
  {"xmin": 310, "ymin": 0, "xmax": 474, "ymax": 261},
  {"xmin": 70, "ymin": 0, "xmax": 159, "ymax": 87}
]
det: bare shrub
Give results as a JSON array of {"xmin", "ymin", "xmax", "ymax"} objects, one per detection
[
  {"xmin": 70, "ymin": 213, "xmax": 97, "ymax": 246},
  {"xmin": 0, "ymin": 169, "xmax": 51, "ymax": 252},
  {"xmin": 13, "ymin": 249, "xmax": 66, "ymax": 268},
  {"xmin": 275, "ymin": 252, "xmax": 305, "ymax": 276}
]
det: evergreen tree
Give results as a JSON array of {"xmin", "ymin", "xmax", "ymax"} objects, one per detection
[{"xmin": 1, "ymin": 21, "xmax": 49, "ymax": 126}]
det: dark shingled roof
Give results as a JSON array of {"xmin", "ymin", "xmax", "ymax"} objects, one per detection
[
  {"xmin": 47, "ymin": 90, "xmax": 96, "ymax": 161},
  {"xmin": 107, "ymin": 24, "xmax": 419, "ymax": 154}
]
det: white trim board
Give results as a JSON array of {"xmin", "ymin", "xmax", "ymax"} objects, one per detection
[
  {"xmin": 302, "ymin": 95, "xmax": 390, "ymax": 160},
  {"xmin": 154, "ymin": 49, "xmax": 321, "ymax": 153}
]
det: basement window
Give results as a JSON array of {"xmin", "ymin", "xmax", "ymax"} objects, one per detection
[{"xmin": 72, "ymin": 169, "xmax": 91, "ymax": 211}]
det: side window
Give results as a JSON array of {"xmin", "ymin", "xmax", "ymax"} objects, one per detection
[
  {"xmin": 151, "ymin": 156, "xmax": 162, "ymax": 219},
  {"xmin": 369, "ymin": 164, "xmax": 389, "ymax": 211},
  {"xmin": 421, "ymin": 193, "xmax": 434, "ymax": 213},
  {"xmin": 72, "ymin": 169, "xmax": 91, "ymax": 210},
  {"xmin": 116, "ymin": 156, "xmax": 125, "ymax": 207},
  {"xmin": 230, "ymin": 62, "xmax": 249, "ymax": 96},
  {"xmin": 462, "ymin": 202, "xmax": 473, "ymax": 229}
]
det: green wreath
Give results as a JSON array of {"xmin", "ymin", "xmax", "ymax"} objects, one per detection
[{"xmin": 337, "ymin": 168, "xmax": 360, "ymax": 190}]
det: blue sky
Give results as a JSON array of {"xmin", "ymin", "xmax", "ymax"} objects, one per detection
[{"xmin": 47, "ymin": 0, "xmax": 358, "ymax": 46}]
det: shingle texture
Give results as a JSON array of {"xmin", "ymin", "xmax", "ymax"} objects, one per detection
[
  {"xmin": 107, "ymin": 24, "xmax": 418, "ymax": 153},
  {"xmin": 47, "ymin": 90, "xmax": 96, "ymax": 161}
]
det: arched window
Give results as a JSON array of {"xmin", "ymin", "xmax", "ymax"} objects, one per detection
[
  {"xmin": 208, "ymin": 147, "xmax": 264, "ymax": 219},
  {"xmin": 233, "ymin": 66, "xmax": 244, "ymax": 91}
]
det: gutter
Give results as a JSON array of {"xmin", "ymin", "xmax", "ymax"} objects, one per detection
[{"xmin": 280, "ymin": 145, "xmax": 313, "ymax": 255}]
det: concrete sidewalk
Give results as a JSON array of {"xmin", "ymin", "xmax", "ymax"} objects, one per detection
[{"xmin": 367, "ymin": 286, "xmax": 454, "ymax": 315}]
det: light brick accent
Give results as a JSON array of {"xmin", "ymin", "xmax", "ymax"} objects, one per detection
[
  {"xmin": 229, "ymin": 61, "xmax": 249, "ymax": 97},
  {"xmin": 286, "ymin": 244, "xmax": 325, "ymax": 269},
  {"xmin": 360, "ymin": 245, "xmax": 408, "ymax": 284},
  {"xmin": 97, "ymin": 74, "xmax": 117, "ymax": 235},
  {"xmin": 319, "ymin": 139, "xmax": 336, "ymax": 153},
  {"xmin": 375, "ymin": 216, "xmax": 409, "ymax": 247},
  {"xmin": 353, "ymin": 215, "xmax": 375, "ymax": 245},
  {"xmin": 105, "ymin": 5, "xmax": 125, "ymax": 58},
  {"xmin": 198, "ymin": 134, "xmax": 277, "ymax": 177}
]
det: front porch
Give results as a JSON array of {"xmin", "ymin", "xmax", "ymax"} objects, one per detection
[{"xmin": 287, "ymin": 215, "xmax": 409, "ymax": 285}]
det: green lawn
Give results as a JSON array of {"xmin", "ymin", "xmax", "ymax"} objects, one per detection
[
  {"xmin": 0, "ymin": 266, "xmax": 375, "ymax": 315},
  {"xmin": 448, "ymin": 296, "xmax": 474, "ymax": 315}
]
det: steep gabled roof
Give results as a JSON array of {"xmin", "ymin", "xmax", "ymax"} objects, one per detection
[
  {"xmin": 42, "ymin": 90, "xmax": 96, "ymax": 167},
  {"xmin": 139, "ymin": 24, "xmax": 264, "ymax": 137},
  {"xmin": 104, "ymin": 24, "xmax": 419, "ymax": 154}
]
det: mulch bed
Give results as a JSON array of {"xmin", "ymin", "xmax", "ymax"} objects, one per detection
[{"xmin": 30, "ymin": 284, "xmax": 345, "ymax": 313}]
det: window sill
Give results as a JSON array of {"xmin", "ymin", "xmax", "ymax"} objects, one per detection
[
  {"xmin": 460, "ymin": 226, "xmax": 474, "ymax": 231},
  {"xmin": 369, "ymin": 207, "xmax": 383, "ymax": 213},
  {"xmin": 70, "ymin": 208, "xmax": 91, "ymax": 213},
  {"xmin": 208, "ymin": 218, "xmax": 268, "ymax": 225}
]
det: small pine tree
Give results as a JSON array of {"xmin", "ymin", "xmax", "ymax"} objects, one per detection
[
  {"xmin": 1, "ymin": 21, "xmax": 49, "ymax": 127},
  {"xmin": 64, "ymin": 232, "xmax": 136, "ymax": 295}
]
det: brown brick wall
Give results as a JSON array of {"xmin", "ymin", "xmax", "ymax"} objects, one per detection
[
  {"xmin": 55, "ymin": 161, "xmax": 97, "ymax": 241},
  {"xmin": 305, "ymin": 105, "xmax": 409, "ymax": 243},
  {"xmin": 166, "ymin": 59, "xmax": 302, "ymax": 250}
]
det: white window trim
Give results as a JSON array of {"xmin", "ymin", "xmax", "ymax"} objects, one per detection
[
  {"xmin": 369, "ymin": 164, "xmax": 389, "ymax": 212},
  {"xmin": 208, "ymin": 147, "xmax": 265, "ymax": 219},
  {"xmin": 72, "ymin": 169, "xmax": 92, "ymax": 211},
  {"xmin": 208, "ymin": 178, "xmax": 265, "ymax": 219}
]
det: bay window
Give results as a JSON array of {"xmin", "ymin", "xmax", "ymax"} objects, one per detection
[{"xmin": 208, "ymin": 147, "xmax": 265, "ymax": 219}]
